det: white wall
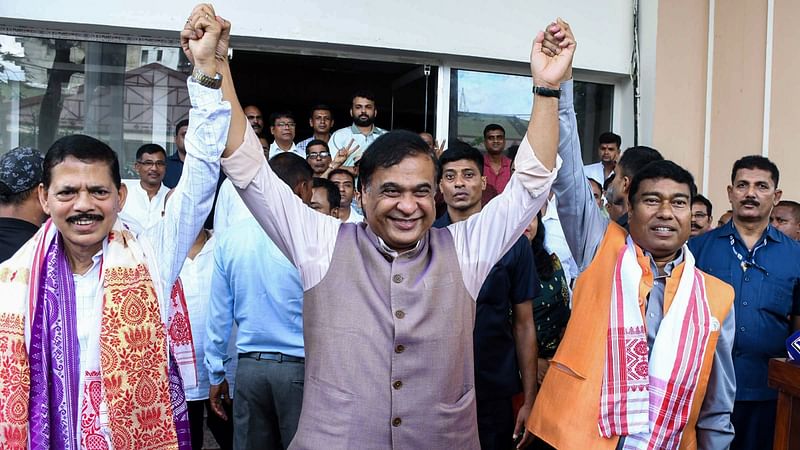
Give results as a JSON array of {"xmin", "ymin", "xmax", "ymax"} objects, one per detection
[{"xmin": 2, "ymin": 0, "xmax": 634, "ymax": 75}]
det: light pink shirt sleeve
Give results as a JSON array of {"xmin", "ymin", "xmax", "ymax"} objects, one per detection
[
  {"xmin": 220, "ymin": 125, "xmax": 341, "ymax": 290},
  {"xmin": 448, "ymin": 135, "xmax": 560, "ymax": 300}
]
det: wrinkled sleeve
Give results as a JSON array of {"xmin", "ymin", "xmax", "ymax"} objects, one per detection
[
  {"xmin": 220, "ymin": 125, "xmax": 341, "ymax": 290},
  {"xmin": 146, "ymin": 79, "xmax": 228, "ymax": 289},
  {"xmin": 551, "ymin": 79, "xmax": 609, "ymax": 270},
  {"xmin": 449, "ymin": 136, "xmax": 560, "ymax": 300}
]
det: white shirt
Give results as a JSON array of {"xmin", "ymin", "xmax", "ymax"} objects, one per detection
[
  {"xmin": 72, "ymin": 78, "xmax": 230, "ymax": 446},
  {"xmin": 583, "ymin": 161, "xmax": 609, "ymax": 186},
  {"xmin": 268, "ymin": 141, "xmax": 303, "ymax": 160},
  {"xmin": 213, "ymin": 178, "xmax": 253, "ymax": 235},
  {"xmin": 343, "ymin": 207, "xmax": 364, "ymax": 224},
  {"xmin": 328, "ymin": 124, "xmax": 387, "ymax": 167},
  {"xmin": 542, "ymin": 195, "xmax": 579, "ymax": 287},
  {"xmin": 178, "ymin": 234, "xmax": 215, "ymax": 401},
  {"xmin": 119, "ymin": 180, "xmax": 169, "ymax": 234}
]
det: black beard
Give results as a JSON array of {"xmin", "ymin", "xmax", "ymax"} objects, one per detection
[{"xmin": 354, "ymin": 114, "xmax": 374, "ymax": 127}]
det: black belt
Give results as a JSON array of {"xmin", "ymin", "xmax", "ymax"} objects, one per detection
[{"xmin": 239, "ymin": 352, "xmax": 304, "ymax": 363}]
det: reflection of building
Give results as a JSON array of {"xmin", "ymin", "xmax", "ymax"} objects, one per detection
[
  {"xmin": 455, "ymin": 112, "xmax": 528, "ymax": 148},
  {"xmin": 17, "ymin": 62, "xmax": 189, "ymax": 144}
]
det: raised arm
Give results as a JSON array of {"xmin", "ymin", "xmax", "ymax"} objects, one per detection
[
  {"xmin": 544, "ymin": 20, "xmax": 608, "ymax": 271},
  {"xmin": 449, "ymin": 20, "xmax": 575, "ymax": 298},
  {"xmin": 151, "ymin": 4, "xmax": 229, "ymax": 287}
]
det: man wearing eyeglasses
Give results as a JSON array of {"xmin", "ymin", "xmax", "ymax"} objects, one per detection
[
  {"xmin": 305, "ymin": 140, "xmax": 333, "ymax": 177},
  {"xmin": 120, "ymin": 143, "xmax": 170, "ymax": 233},
  {"xmin": 268, "ymin": 111, "xmax": 303, "ymax": 159},
  {"xmin": 691, "ymin": 194, "xmax": 714, "ymax": 237}
]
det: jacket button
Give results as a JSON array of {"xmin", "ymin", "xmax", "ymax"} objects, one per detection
[
  {"xmin": 395, "ymin": 310, "xmax": 405, "ymax": 319},
  {"xmin": 393, "ymin": 380, "xmax": 403, "ymax": 389},
  {"xmin": 393, "ymin": 274, "xmax": 404, "ymax": 283},
  {"xmin": 395, "ymin": 344, "xmax": 405, "ymax": 353},
  {"xmin": 392, "ymin": 417, "xmax": 402, "ymax": 426}
]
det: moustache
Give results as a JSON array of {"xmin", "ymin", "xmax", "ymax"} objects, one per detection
[
  {"xmin": 67, "ymin": 213, "xmax": 104, "ymax": 224},
  {"xmin": 741, "ymin": 199, "xmax": 760, "ymax": 207}
]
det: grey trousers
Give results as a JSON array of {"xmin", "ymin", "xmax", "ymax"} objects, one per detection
[{"xmin": 233, "ymin": 356, "xmax": 305, "ymax": 450}]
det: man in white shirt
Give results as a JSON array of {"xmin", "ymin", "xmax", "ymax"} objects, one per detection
[
  {"xmin": 120, "ymin": 143, "xmax": 170, "ymax": 233},
  {"xmin": 328, "ymin": 168, "xmax": 363, "ymax": 223},
  {"xmin": 583, "ymin": 131, "xmax": 620, "ymax": 186},
  {"xmin": 268, "ymin": 111, "xmax": 303, "ymax": 159},
  {"xmin": 328, "ymin": 90, "xmax": 386, "ymax": 167}
]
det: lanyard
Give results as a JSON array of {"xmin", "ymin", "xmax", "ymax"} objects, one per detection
[{"xmin": 729, "ymin": 235, "xmax": 768, "ymax": 273}]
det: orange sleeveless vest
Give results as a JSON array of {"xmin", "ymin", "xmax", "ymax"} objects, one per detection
[{"xmin": 526, "ymin": 223, "xmax": 733, "ymax": 449}]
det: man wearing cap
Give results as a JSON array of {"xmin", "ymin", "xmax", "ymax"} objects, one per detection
[{"xmin": 0, "ymin": 147, "xmax": 47, "ymax": 262}]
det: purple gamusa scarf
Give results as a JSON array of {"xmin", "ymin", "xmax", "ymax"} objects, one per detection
[{"xmin": 28, "ymin": 234, "xmax": 80, "ymax": 449}]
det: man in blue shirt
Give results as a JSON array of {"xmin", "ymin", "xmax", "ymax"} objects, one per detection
[
  {"xmin": 206, "ymin": 153, "xmax": 313, "ymax": 450},
  {"xmin": 689, "ymin": 155, "xmax": 800, "ymax": 450},
  {"xmin": 433, "ymin": 144, "xmax": 538, "ymax": 450}
]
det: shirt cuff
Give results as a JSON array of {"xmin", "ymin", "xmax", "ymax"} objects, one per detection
[
  {"xmin": 221, "ymin": 124, "xmax": 264, "ymax": 189},
  {"xmin": 559, "ymin": 79, "xmax": 574, "ymax": 110},
  {"xmin": 514, "ymin": 134, "xmax": 562, "ymax": 198},
  {"xmin": 187, "ymin": 77, "xmax": 223, "ymax": 109},
  {"xmin": 208, "ymin": 370, "xmax": 226, "ymax": 386}
]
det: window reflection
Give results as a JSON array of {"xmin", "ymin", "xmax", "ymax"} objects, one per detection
[
  {"xmin": 448, "ymin": 69, "xmax": 614, "ymax": 164},
  {"xmin": 0, "ymin": 35, "xmax": 191, "ymax": 177}
]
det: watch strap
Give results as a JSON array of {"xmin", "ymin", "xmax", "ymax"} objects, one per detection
[
  {"xmin": 191, "ymin": 68, "xmax": 223, "ymax": 89},
  {"xmin": 532, "ymin": 85, "xmax": 561, "ymax": 98}
]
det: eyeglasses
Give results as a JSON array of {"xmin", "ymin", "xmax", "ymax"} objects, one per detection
[
  {"xmin": 692, "ymin": 212, "xmax": 708, "ymax": 219},
  {"xmin": 307, "ymin": 151, "xmax": 331, "ymax": 159},
  {"xmin": 137, "ymin": 160, "xmax": 166, "ymax": 168},
  {"xmin": 275, "ymin": 122, "xmax": 296, "ymax": 128}
]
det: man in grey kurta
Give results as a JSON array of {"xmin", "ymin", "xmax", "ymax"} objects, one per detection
[{"xmin": 193, "ymin": 13, "xmax": 574, "ymax": 448}]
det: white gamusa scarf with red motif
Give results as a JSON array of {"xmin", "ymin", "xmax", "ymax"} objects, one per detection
[{"xmin": 598, "ymin": 236, "xmax": 712, "ymax": 450}]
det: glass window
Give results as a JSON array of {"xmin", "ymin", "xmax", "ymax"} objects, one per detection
[
  {"xmin": 0, "ymin": 35, "xmax": 191, "ymax": 177},
  {"xmin": 448, "ymin": 69, "xmax": 614, "ymax": 164}
]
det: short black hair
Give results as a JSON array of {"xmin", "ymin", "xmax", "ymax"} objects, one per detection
[
  {"xmin": 437, "ymin": 143, "xmax": 484, "ymax": 183},
  {"xmin": 0, "ymin": 186, "xmax": 36, "ymax": 206},
  {"xmin": 305, "ymin": 140, "xmax": 329, "ymax": 153},
  {"xmin": 175, "ymin": 119, "xmax": 189, "ymax": 136},
  {"xmin": 312, "ymin": 177, "xmax": 341, "ymax": 209},
  {"xmin": 351, "ymin": 90, "xmax": 376, "ymax": 103},
  {"xmin": 327, "ymin": 168, "xmax": 355, "ymax": 184},
  {"xmin": 269, "ymin": 111, "xmax": 295, "ymax": 127},
  {"xmin": 730, "ymin": 155, "xmax": 779, "ymax": 187},
  {"xmin": 628, "ymin": 160, "xmax": 697, "ymax": 206},
  {"xmin": 618, "ymin": 146, "xmax": 663, "ymax": 179},
  {"xmin": 483, "ymin": 124, "xmax": 505, "ymax": 138},
  {"xmin": 587, "ymin": 177, "xmax": 603, "ymax": 192},
  {"xmin": 43, "ymin": 134, "xmax": 121, "ymax": 189},
  {"xmin": 692, "ymin": 194, "xmax": 713, "ymax": 217},
  {"xmin": 309, "ymin": 104, "xmax": 333, "ymax": 117},
  {"xmin": 598, "ymin": 132, "xmax": 621, "ymax": 148},
  {"xmin": 776, "ymin": 200, "xmax": 800, "ymax": 221},
  {"xmin": 357, "ymin": 130, "xmax": 437, "ymax": 193},
  {"xmin": 268, "ymin": 153, "xmax": 313, "ymax": 190},
  {"xmin": 135, "ymin": 143, "xmax": 167, "ymax": 161}
]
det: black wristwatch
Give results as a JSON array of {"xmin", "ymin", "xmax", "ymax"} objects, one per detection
[{"xmin": 532, "ymin": 85, "xmax": 561, "ymax": 98}]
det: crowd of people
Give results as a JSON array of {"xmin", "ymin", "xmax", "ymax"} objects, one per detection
[{"xmin": 0, "ymin": 5, "xmax": 798, "ymax": 450}]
